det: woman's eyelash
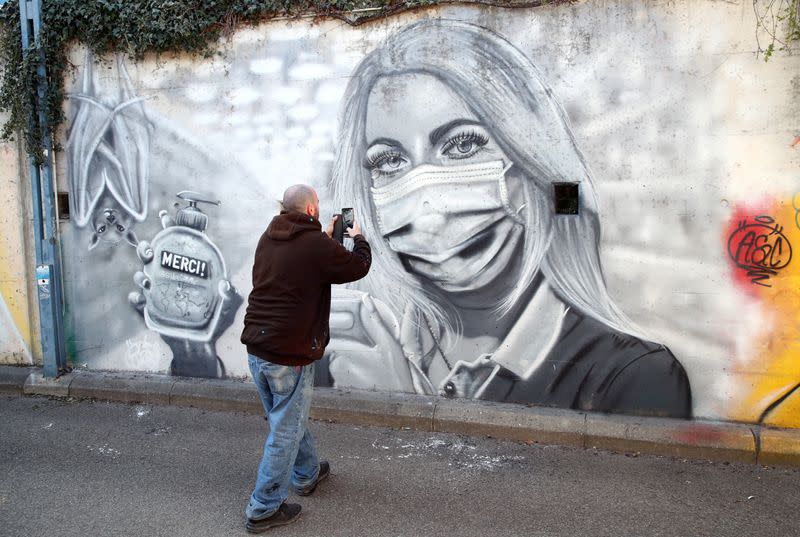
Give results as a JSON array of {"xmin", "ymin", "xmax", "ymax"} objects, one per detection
[
  {"xmin": 365, "ymin": 149, "xmax": 403, "ymax": 168},
  {"xmin": 365, "ymin": 130, "xmax": 489, "ymax": 171},
  {"xmin": 441, "ymin": 130, "xmax": 490, "ymax": 152}
]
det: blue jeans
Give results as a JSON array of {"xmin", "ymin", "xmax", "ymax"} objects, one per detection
[{"xmin": 246, "ymin": 354, "xmax": 320, "ymax": 520}]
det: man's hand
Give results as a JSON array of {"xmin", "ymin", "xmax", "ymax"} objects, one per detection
[
  {"xmin": 347, "ymin": 217, "xmax": 362, "ymax": 238},
  {"xmin": 325, "ymin": 214, "xmax": 339, "ymax": 238}
]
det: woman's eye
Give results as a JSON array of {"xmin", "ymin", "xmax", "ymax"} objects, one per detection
[
  {"xmin": 383, "ymin": 155, "xmax": 404, "ymax": 169},
  {"xmin": 441, "ymin": 130, "xmax": 490, "ymax": 160},
  {"xmin": 367, "ymin": 149, "xmax": 408, "ymax": 176},
  {"xmin": 455, "ymin": 140, "xmax": 475, "ymax": 154}
]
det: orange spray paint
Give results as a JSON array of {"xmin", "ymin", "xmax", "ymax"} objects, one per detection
[{"xmin": 725, "ymin": 198, "xmax": 800, "ymax": 427}]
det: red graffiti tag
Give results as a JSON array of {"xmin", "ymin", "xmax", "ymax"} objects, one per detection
[{"xmin": 727, "ymin": 215, "xmax": 792, "ymax": 288}]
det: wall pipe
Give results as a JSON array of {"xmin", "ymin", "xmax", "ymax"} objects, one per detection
[{"xmin": 18, "ymin": 0, "xmax": 68, "ymax": 377}]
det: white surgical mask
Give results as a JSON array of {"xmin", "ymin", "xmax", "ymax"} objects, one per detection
[{"xmin": 371, "ymin": 160, "xmax": 525, "ymax": 290}]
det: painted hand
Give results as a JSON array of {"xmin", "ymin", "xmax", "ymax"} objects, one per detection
[
  {"xmin": 127, "ymin": 240, "xmax": 154, "ymax": 314},
  {"xmin": 324, "ymin": 289, "xmax": 417, "ymax": 392},
  {"xmin": 127, "ymin": 237, "xmax": 241, "ymax": 378},
  {"xmin": 209, "ymin": 279, "xmax": 244, "ymax": 340},
  {"xmin": 127, "ymin": 238, "xmax": 242, "ymax": 341}
]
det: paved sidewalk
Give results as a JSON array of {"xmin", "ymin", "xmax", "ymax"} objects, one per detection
[{"xmin": 1, "ymin": 394, "xmax": 798, "ymax": 537}]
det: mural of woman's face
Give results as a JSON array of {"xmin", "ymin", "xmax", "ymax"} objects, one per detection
[{"xmin": 365, "ymin": 73, "xmax": 526, "ymax": 295}]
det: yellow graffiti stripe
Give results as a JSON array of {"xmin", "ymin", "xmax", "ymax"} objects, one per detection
[
  {"xmin": 0, "ymin": 167, "xmax": 31, "ymax": 354},
  {"xmin": 734, "ymin": 202, "xmax": 800, "ymax": 427},
  {"xmin": 761, "ymin": 387, "xmax": 800, "ymax": 428},
  {"xmin": 0, "ymin": 281, "xmax": 30, "ymax": 350}
]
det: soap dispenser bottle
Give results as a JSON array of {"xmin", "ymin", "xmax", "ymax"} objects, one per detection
[{"xmin": 133, "ymin": 191, "xmax": 230, "ymax": 342}]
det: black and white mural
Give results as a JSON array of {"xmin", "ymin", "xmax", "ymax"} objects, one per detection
[
  {"xmin": 319, "ymin": 20, "xmax": 691, "ymax": 418},
  {"xmin": 56, "ymin": 2, "xmax": 799, "ymax": 422},
  {"xmin": 63, "ymin": 54, "xmax": 248, "ymax": 378}
]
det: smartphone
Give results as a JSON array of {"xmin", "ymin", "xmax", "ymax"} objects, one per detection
[{"xmin": 341, "ymin": 208, "xmax": 354, "ymax": 230}]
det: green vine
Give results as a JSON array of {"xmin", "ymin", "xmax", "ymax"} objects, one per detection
[
  {"xmin": 0, "ymin": 0, "xmax": 555, "ymax": 164},
  {"xmin": 754, "ymin": 0, "xmax": 800, "ymax": 61}
]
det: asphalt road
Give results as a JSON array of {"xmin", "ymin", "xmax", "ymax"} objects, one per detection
[{"xmin": 0, "ymin": 394, "xmax": 798, "ymax": 537}]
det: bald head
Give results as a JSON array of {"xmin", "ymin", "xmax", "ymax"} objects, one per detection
[{"xmin": 281, "ymin": 184, "xmax": 319, "ymax": 217}]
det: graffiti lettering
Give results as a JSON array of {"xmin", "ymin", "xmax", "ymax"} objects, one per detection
[
  {"xmin": 125, "ymin": 334, "xmax": 161, "ymax": 369},
  {"xmin": 160, "ymin": 250, "xmax": 209, "ymax": 279},
  {"xmin": 727, "ymin": 216, "xmax": 792, "ymax": 287}
]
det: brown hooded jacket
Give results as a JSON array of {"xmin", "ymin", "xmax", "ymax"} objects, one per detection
[{"xmin": 241, "ymin": 211, "xmax": 371, "ymax": 365}]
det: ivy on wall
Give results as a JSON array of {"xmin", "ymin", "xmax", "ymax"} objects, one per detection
[
  {"xmin": 754, "ymin": 0, "xmax": 800, "ymax": 61},
  {"xmin": 0, "ymin": 0, "xmax": 553, "ymax": 163}
]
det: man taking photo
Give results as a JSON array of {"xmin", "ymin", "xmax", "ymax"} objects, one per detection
[{"xmin": 240, "ymin": 184, "xmax": 371, "ymax": 533}]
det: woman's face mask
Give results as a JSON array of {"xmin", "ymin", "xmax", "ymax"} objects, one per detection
[{"xmin": 371, "ymin": 159, "xmax": 525, "ymax": 293}]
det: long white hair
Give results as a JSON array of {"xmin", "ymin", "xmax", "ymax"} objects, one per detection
[{"xmin": 331, "ymin": 19, "xmax": 645, "ymax": 342}]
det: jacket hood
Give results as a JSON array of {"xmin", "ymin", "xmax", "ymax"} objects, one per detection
[{"xmin": 267, "ymin": 210, "xmax": 322, "ymax": 240}]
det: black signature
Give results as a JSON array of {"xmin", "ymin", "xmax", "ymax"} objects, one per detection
[{"xmin": 727, "ymin": 216, "xmax": 792, "ymax": 287}]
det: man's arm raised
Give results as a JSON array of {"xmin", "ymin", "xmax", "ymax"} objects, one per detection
[{"xmin": 319, "ymin": 219, "xmax": 371, "ymax": 284}]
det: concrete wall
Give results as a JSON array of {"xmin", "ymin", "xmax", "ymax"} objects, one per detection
[
  {"xmin": 0, "ymin": 132, "xmax": 36, "ymax": 366},
  {"xmin": 40, "ymin": 0, "xmax": 799, "ymax": 425}
]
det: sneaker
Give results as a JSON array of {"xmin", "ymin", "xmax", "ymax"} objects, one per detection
[
  {"xmin": 295, "ymin": 461, "xmax": 330, "ymax": 496},
  {"xmin": 245, "ymin": 503, "xmax": 301, "ymax": 533}
]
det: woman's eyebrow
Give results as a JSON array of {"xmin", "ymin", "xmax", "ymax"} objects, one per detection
[
  {"xmin": 366, "ymin": 137, "xmax": 404, "ymax": 150},
  {"xmin": 429, "ymin": 119, "xmax": 482, "ymax": 146}
]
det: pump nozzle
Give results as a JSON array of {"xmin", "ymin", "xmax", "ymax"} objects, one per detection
[
  {"xmin": 177, "ymin": 191, "xmax": 220, "ymax": 208},
  {"xmin": 175, "ymin": 191, "xmax": 220, "ymax": 231}
]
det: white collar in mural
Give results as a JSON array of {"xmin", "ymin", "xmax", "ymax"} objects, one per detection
[
  {"xmin": 490, "ymin": 282, "xmax": 568, "ymax": 379},
  {"xmin": 438, "ymin": 282, "xmax": 568, "ymax": 398}
]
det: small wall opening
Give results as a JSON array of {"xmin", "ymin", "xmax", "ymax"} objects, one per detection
[
  {"xmin": 554, "ymin": 182, "xmax": 579, "ymax": 215},
  {"xmin": 57, "ymin": 192, "xmax": 70, "ymax": 220}
]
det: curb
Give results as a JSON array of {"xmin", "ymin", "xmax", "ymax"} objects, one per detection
[
  {"xmin": 433, "ymin": 397, "xmax": 585, "ymax": 447},
  {"xmin": 1, "ymin": 365, "xmax": 798, "ymax": 467},
  {"xmin": 0, "ymin": 365, "xmax": 34, "ymax": 394},
  {"xmin": 583, "ymin": 412, "xmax": 758, "ymax": 464}
]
